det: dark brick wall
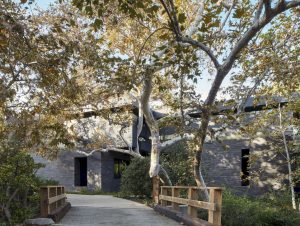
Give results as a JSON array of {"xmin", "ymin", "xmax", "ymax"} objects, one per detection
[
  {"xmin": 34, "ymin": 150, "xmax": 131, "ymax": 192},
  {"xmin": 33, "ymin": 137, "xmax": 288, "ymax": 195},
  {"xmin": 34, "ymin": 150, "xmax": 102, "ymax": 192},
  {"xmin": 100, "ymin": 152, "xmax": 131, "ymax": 192},
  {"xmin": 201, "ymin": 137, "xmax": 288, "ymax": 196}
]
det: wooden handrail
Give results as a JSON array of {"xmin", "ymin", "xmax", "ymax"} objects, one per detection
[
  {"xmin": 161, "ymin": 186, "xmax": 222, "ymax": 190},
  {"xmin": 48, "ymin": 194, "xmax": 67, "ymax": 205},
  {"xmin": 158, "ymin": 186, "xmax": 222, "ymax": 226},
  {"xmin": 159, "ymin": 195, "xmax": 216, "ymax": 211},
  {"xmin": 40, "ymin": 186, "xmax": 67, "ymax": 217}
]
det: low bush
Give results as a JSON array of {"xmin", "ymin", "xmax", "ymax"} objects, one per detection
[
  {"xmin": 119, "ymin": 157, "xmax": 152, "ymax": 197},
  {"xmin": 198, "ymin": 190, "xmax": 300, "ymax": 226}
]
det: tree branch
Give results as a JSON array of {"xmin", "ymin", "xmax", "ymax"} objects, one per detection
[
  {"xmin": 263, "ymin": 0, "xmax": 272, "ymax": 18},
  {"xmin": 285, "ymin": 0, "xmax": 300, "ymax": 9},
  {"xmin": 119, "ymin": 125, "xmax": 132, "ymax": 151},
  {"xmin": 178, "ymin": 36, "xmax": 220, "ymax": 69},
  {"xmin": 158, "ymin": 0, "xmax": 220, "ymax": 69},
  {"xmin": 76, "ymin": 147, "xmax": 141, "ymax": 158},
  {"xmin": 254, "ymin": 0, "xmax": 264, "ymax": 22},
  {"xmin": 220, "ymin": 0, "xmax": 236, "ymax": 32},
  {"xmin": 158, "ymin": 0, "xmax": 179, "ymax": 37},
  {"xmin": 223, "ymin": 0, "xmax": 298, "ymax": 72},
  {"xmin": 168, "ymin": 0, "xmax": 181, "ymax": 36},
  {"xmin": 185, "ymin": 2, "xmax": 205, "ymax": 36}
]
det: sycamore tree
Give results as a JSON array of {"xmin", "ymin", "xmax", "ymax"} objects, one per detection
[
  {"xmin": 69, "ymin": 0, "xmax": 300, "ymax": 194},
  {"xmin": 1, "ymin": 1, "xmax": 148, "ymax": 220},
  {"xmin": 0, "ymin": 0, "xmax": 78, "ymax": 222},
  {"xmin": 227, "ymin": 13, "xmax": 300, "ymax": 209},
  {"xmin": 0, "ymin": 0, "xmax": 76, "ymax": 158},
  {"xmin": 1, "ymin": 0, "xmax": 135, "ymax": 158}
]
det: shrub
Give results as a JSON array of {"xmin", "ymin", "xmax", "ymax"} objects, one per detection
[
  {"xmin": 217, "ymin": 190, "xmax": 300, "ymax": 226},
  {"xmin": 0, "ymin": 149, "xmax": 44, "ymax": 224},
  {"xmin": 160, "ymin": 140, "xmax": 194, "ymax": 186},
  {"xmin": 38, "ymin": 178, "xmax": 59, "ymax": 186},
  {"xmin": 119, "ymin": 157, "xmax": 152, "ymax": 197}
]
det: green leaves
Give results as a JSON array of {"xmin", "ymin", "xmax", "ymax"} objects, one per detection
[
  {"xmin": 178, "ymin": 13, "xmax": 186, "ymax": 23},
  {"xmin": 233, "ymin": 8, "xmax": 246, "ymax": 19},
  {"xmin": 93, "ymin": 18, "xmax": 103, "ymax": 30}
]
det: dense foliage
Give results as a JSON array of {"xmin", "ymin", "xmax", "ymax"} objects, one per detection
[
  {"xmin": 197, "ymin": 191, "xmax": 300, "ymax": 226},
  {"xmin": 120, "ymin": 158, "xmax": 152, "ymax": 197},
  {"xmin": 0, "ymin": 149, "xmax": 42, "ymax": 224},
  {"xmin": 160, "ymin": 140, "xmax": 194, "ymax": 186},
  {"xmin": 221, "ymin": 191, "xmax": 300, "ymax": 226},
  {"xmin": 120, "ymin": 141, "xmax": 195, "ymax": 197}
]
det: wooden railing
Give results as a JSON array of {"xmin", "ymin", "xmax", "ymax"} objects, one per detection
[
  {"xmin": 40, "ymin": 186, "xmax": 67, "ymax": 218},
  {"xmin": 159, "ymin": 186, "xmax": 222, "ymax": 226}
]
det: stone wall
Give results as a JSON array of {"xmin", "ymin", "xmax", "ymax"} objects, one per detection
[
  {"xmin": 100, "ymin": 152, "xmax": 131, "ymax": 192},
  {"xmin": 33, "ymin": 136, "xmax": 288, "ymax": 195},
  {"xmin": 201, "ymin": 137, "xmax": 288, "ymax": 196},
  {"xmin": 33, "ymin": 150, "xmax": 132, "ymax": 192},
  {"xmin": 33, "ymin": 150, "xmax": 102, "ymax": 192}
]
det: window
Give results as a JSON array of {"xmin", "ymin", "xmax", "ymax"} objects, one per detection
[
  {"xmin": 241, "ymin": 149, "xmax": 250, "ymax": 186},
  {"xmin": 114, "ymin": 159, "xmax": 129, "ymax": 178},
  {"xmin": 74, "ymin": 157, "xmax": 87, "ymax": 186}
]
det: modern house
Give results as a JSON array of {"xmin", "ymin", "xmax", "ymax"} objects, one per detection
[
  {"xmin": 33, "ymin": 104, "xmax": 163, "ymax": 192},
  {"xmin": 34, "ymin": 96, "xmax": 298, "ymax": 194}
]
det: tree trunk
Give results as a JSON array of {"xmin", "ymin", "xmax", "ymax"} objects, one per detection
[
  {"xmin": 159, "ymin": 165, "xmax": 172, "ymax": 186},
  {"xmin": 140, "ymin": 71, "xmax": 173, "ymax": 186},
  {"xmin": 135, "ymin": 99, "xmax": 143, "ymax": 155},
  {"xmin": 192, "ymin": 69, "xmax": 228, "ymax": 201},
  {"xmin": 282, "ymin": 131, "xmax": 296, "ymax": 210},
  {"xmin": 3, "ymin": 188, "xmax": 19, "ymax": 225},
  {"xmin": 279, "ymin": 106, "xmax": 296, "ymax": 209},
  {"xmin": 141, "ymin": 71, "xmax": 161, "ymax": 178},
  {"xmin": 3, "ymin": 207, "xmax": 11, "ymax": 225}
]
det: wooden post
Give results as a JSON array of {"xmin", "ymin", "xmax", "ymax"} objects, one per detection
[
  {"xmin": 62, "ymin": 187, "xmax": 65, "ymax": 205},
  {"xmin": 208, "ymin": 189, "xmax": 222, "ymax": 226},
  {"xmin": 55, "ymin": 187, "xmax": 58, "ymax": 209},
  {"xmin": 152, "ymin": 176, "xmax": 160, "ymax": 204},
  {"xmin": 161, "ymin": 187, "xmax": 168, "ymax": 206},
  {"xmin": 40, "ymin": 187, "xmax": 48, "ymax": 217},
  {"xmin": 171, "ymin": 187, "xmax": 179, "ymax": 211},
  {"xmin": 187, "ymin": 188, "xmax": 198, "ymax": 218}
]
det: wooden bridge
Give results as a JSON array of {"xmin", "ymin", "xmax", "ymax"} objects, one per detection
[
  {"xmin": 40, "ymin": 185, "xmax": 222, "ymax": 226},
  {"xmin": 39, "ymin": 186, "xmax": 180, "ymax": 226}
]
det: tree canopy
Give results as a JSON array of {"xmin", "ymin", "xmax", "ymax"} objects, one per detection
[{"xmin": 1, "ymin": 0, "xmax": 299, "ymax": 203}]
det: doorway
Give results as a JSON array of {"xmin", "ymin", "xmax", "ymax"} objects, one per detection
[{"xmin": 74, "ymin": 157, "xmax": 87, "ymax": 186}]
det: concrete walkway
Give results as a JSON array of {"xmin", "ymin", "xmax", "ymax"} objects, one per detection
[{"xmin": 55, "ymin": 194, "xmax": 181, "ymax": 226}]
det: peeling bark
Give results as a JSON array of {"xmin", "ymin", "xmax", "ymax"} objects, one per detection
[
  {"xmin": 135, "ymin": 99, "xmax": 143, "ymax": 155},
  {"xmin": 199, "ymin": 168, "xmax": 209, "ymax": 201},
  {"xmin": 141, "ymin": 72, "xmax": 161, "ymax": 178}
]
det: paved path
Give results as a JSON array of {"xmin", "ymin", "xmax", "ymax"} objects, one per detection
[{"xmin": 55, "ymin": 194, "xmax": 181, "ymax": 226}]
